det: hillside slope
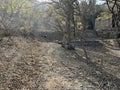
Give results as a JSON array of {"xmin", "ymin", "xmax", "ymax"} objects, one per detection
[{"xmin": 0, "ymin": 36, "xmax": 120, "ymax": 90}]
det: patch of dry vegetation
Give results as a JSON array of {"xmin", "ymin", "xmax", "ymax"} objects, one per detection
[
  {"xmin": 0, "ymin": 36, "xmax": 120, "ymax": 90},
  {"xmin": 0, "ymin": 36, "xmax": 89, "ymax": 90}
]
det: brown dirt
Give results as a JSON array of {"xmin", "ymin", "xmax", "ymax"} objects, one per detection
[{"xmin": 0, "ymin": 36, "xmax": 120, "ymax": 90}]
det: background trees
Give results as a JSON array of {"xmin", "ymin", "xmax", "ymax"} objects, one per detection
[
  {"xmin": 0, "ymin": 0, "xmax": 119, "ymax": 47},
  {"xmin": 105, "ymin": 0, "xmax": 120, "ymax": 47},
  {"xmin": 106, "ymin": 0, "xmax": 120, "ymax": 30},
  {"xmin": 0, "ymin": 0, "xmax": 46, "ymax": 36}
]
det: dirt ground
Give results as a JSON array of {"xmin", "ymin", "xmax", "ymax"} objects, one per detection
[{"xmin": 0, "ymin": 36, "xmax": 120, "ymax": 90}]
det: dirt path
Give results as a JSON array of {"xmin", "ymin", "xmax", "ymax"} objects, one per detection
[
  {"xmin": 39, "ymin": 42, "xmax": 95, "ymax": 90},
  {"xmin": 0, "ymin": 36, "xmax": 120, "ymax": 90}
]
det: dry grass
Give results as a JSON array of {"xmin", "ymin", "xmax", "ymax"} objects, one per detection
[{"xmin": 0, "ymin": 36, "xmax": 120, "ymax": 90}]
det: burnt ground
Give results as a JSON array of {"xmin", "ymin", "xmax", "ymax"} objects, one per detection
[{"xmin": 0, "ymin": 36, "xmax": 120, "ymax": 90}]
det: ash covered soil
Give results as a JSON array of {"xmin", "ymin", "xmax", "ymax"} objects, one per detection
[{"xmin": 0, "ymin": 36, "xmax": 120, "ymax": 90}]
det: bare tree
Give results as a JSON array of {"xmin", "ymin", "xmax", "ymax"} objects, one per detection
[
  {"xmin": 51, "ymin": 0, "xmax": 89, "ymax": 58},
  {"xmin": 106, "ymin": 0, "xmax": 120, "ymax": 47},
  {"xmin": 52, "ymin": 0, "xmax": 76, "ymax": 49},
  {"xmin": 75, "ymin": 0, "xmax": 89, "ymax": 59}
]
